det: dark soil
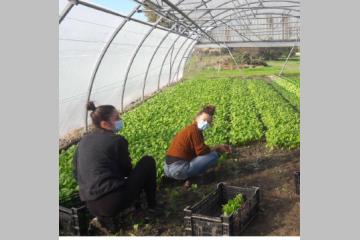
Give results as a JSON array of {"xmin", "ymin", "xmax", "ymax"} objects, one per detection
[
  {"xmin": 88, "ymin": 142, "xmax": 300, "ymax": 236},
  {"xmin": 207, "ymin": 75, "xmax": 273, "ymax": 81}
]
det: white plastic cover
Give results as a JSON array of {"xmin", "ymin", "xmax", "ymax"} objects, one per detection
[
  {"xmin": 59, "ymin": 1, "xmax": 193, "ymax": 137},
  {"xmin": 59, "ymin": 0, "xmax": 299, "ymax": 137},
  {"xmin": 59, "ymin": 0, "xmax": 68, "ymax": 15}
]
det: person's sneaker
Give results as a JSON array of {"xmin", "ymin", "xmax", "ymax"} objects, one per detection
[
  {"xmin": 88, "ymin": 217, "xmax": 111, "ymax": 235},
  {"xmin": 90, "ymin": 216, "xmax": 119, "ymax": 235}
]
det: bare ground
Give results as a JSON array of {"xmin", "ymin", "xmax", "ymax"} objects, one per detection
[{"xmin": 86, "ymin": 141, "xmax": 300, "ymax": 236}]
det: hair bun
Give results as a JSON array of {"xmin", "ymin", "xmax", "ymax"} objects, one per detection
[
  {"xmin": 203, "ymin": 105, "xmax": 216, "ymax": 116},
  {"xmin": 86, "ymin": 101, "xmax": 96, "ymax": 112}
]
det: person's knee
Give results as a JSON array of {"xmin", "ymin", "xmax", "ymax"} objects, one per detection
[
  {"xmin": 164, "ymin": 164, "xmax": 172, "ymax": 178},
  {"xmin": 165, "ymin": 162, "xmax": 188, "ymax": 180},
  {"xmin": 169, "ymin": 171, "xmax": 188, "ymax": 180},
  {"xmin": 210, "ymin": 151, "xmax": 219, "ymax": 161},
  {"xmin": 139, "ymin": 155, "xmax": 156, "ymax": 169},
  {"xmin": 140, "ymin": 155, "xmax": 155, "ymax": 163}
]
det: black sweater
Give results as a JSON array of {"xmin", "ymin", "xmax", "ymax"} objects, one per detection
[{"xmin": 73, "ymin": 128, "xmax": 132, "ymax": 201}]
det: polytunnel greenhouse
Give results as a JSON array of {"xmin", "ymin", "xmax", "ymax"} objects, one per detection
[{"xmin": 59, "ymin": 0, "xmax": 300, "ymax": 237}]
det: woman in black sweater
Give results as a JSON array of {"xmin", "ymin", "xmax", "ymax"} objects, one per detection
[{"xmin": 73, "ymin": 101, "xmax": 158, "ymax": 232}]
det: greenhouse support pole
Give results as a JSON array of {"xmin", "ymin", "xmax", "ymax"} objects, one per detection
[
  {"xmin": 168, "ymin": 38, "xmax": 191, "ymax": 85},
  {"xmin": 84, "ymin": 4, "xmax": 142, "ymax": 131},
  {"xmin": 173, "ymin": 40, "xmax": 197, "ymax": 83},
  {"xmin": 182, "ymin": 42, "xmax": 198, "ymax": 81},
  {"xmin": 156, "ymin": 0, "xmax": 234, "ymax": 89},
  {"xmin": 168, "ymin": 44, "xmax": 175, "ymax": 86},
  {"xmin": 141, "ymin": 24, "xmax": 186, "ymax": 101},
  {"xmin": 218, "ymin": 47, "xmax": 222, "ymax": 73},
  {"xmin": 120, "ymin": 17, "xmax": 165, "ymax": 112},
  {"xmin": 75, "ymin": 0, "xmax": 188, "ymax": 36},
  {"xmin": 136, "ymin": 0, "xmax": 201, "ymax": 101},
  {"xmin": 279, "ymin": 45, "xmax": 295, "ymax": 76},
  {"xmin": 157, "ymin": 34, "xmax": 184, "ymax": 90},
  {"xmin": 59, "ymin": 0, "xmax": 77, "ymax": 24},
  {"xmin": 131, "ymin": 0, "xmax": 194, "ymax": 35},
  {"xmin": 173, "ymin": 41, "xmax": 197, "ymax": 83},
  {"xmin": 217, "ymin": 46, "xmax": 221, "ymax": 73},
  {"xmin": 224, "ymin": 43, "xmax": 240, "ymax": 70},
  {"xmin": 161, "ymin": 0, "xmax": 225, "ymax": 45},
  {"xmin": 156, "ymin": 0, "xmax": 229, "ymax": 89}
]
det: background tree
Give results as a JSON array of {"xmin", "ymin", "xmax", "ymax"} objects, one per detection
[{"xmin": 143, "ymin": 0, "xmax": 173, "ymax": 29}]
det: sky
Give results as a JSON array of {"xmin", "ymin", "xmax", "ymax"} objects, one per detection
[{"xmin": 89, "ymin": 0, "xmax": 146, "ymax": 21}]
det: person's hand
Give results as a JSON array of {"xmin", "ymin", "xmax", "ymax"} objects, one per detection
[
  {"xmin": 220, "ymin": 144, "xmax": 232, "ymax": 154},
  {"xmin": 214, "ymin": 144, "xmax": 232, "ymax": 154},
  {"xmin": 223, "ymin": 144, "xmax": 232, "ymax": 154},
  {"xmin": 211, "ymin": 144, "xmax": 223, "ymax": 153}
]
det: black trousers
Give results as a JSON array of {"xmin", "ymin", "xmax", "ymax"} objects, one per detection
[{"xmin": 86, "ymin": 155, "xmax": 157, "ymax": 217}]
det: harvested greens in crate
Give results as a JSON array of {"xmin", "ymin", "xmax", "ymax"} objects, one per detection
[{"xmin": 184, "ymin": 182, "xmax": 260, "ymax": 236}]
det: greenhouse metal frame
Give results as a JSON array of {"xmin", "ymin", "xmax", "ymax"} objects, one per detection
[{"xmin": 59, "ymin": 0, "xmax": 300, "ymax": 138}]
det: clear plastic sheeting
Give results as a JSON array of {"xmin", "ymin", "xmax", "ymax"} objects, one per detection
[
  {"xmin": 59, "ymin": 4, "xmax": 122, "ymax": 137},
  {"xmin": 122, "ymin": 26, "xmax": 167, "ymax": 108},
  {"xmin": 176, "ymin": 41, "xmax": 197, "ymax": 81},
  {"xmin": 59, "ymin": 0, "xmax": 196, "ymax": 137},
  {"xmin": 59, "ymin": 0, "xmax": 300, "ymax": 138},
  {"xmin": 148, "ymin": 0, "xmax": 300, "ymax": 46},
  {"xmin": 143, "ymin": 33, "xmax": 180, "ymax": 95},
  {"xmin": 59, "ymin": 0, "xmax": 68, "ymax": 15}
]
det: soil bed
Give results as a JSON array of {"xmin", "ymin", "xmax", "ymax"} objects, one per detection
[{"xmin": 88, "ymin": 141, "xmax": 300, "ymax": 236}]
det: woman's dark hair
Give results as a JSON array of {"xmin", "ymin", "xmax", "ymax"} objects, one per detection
[
  {"xmin": 87, "ymin": 101, "xmax": 116, "ymax": 128},
  {"xmin": 196, "ymin": 105, "xmax": 216, "ymax": 117}
]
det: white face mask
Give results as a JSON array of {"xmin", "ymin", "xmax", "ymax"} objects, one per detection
[
  {"xmin": 197, "ymin": 119, "xmax": 209, "ymax": 131},
  {"xmin": 113, "ymin": 119, "xmax": 124, "ymax": 133}
]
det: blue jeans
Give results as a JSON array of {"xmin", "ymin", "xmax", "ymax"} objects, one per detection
[{"xmin": 164, "ymin": 151, "xmax": 219, "ymax": 180}]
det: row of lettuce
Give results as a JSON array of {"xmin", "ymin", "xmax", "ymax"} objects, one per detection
[{"xmin": 60, "ymin": 70, "xmax": 300, "ymax": 201}]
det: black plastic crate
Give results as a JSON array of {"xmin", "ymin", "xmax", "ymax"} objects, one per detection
[
  {"xmin": 59, "ymin": 194, "xmax": 92, "ymax": 236},
  {"xmin": 294, "ymin": 171, "xmax": 300, "ymax": 195},
  {"xmin": 184, "ymin": 183, "xmax": 260, "ymax": 236}
]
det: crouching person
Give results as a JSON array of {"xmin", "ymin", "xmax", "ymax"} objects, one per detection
[
  {"xmin": 164, "ymin": 105, "xmax": 231, "ymax": 185},
  {"xmin": 73, "ymin": 101, "xmax": 160, "ymax": 234}
]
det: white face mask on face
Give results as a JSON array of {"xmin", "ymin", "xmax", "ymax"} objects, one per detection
[{"xmin": 197, "ymin": 119, "xmax": 209, "ymax": 131}]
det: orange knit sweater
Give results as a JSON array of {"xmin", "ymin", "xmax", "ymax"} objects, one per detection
[{"xmin": 166, "ymin": 123, "xmax": 211, "ymax": 161}]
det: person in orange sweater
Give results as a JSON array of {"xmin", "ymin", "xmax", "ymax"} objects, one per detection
[{"xmin": 164, "ymin": 105, "xmax": 231, "ymax": 181}]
